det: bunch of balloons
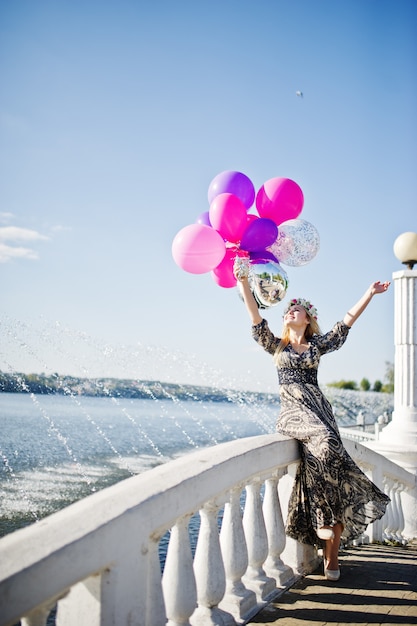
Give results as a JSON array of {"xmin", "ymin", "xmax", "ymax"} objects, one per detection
[{"xmin": 172, "ymin": 170, "xmax": 320, "ymax": 308}]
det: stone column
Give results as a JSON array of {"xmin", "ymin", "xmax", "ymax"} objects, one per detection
[
  {"xmin": 371, "ymin": 268, "xmax": 417, "ymax": 540},
  {"xmin": 375, "ymin": 269, "xmax": 417, "ymax": 471}
]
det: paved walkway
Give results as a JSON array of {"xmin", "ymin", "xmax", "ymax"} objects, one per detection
[{"xmin": 248, "ymin": 542, "xmax": 417, "ymax": 626}]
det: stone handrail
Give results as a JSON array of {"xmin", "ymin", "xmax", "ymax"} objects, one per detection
[
  {"xmin": 0, "ymin": 434, "xmax": 415, "ymax": 626},
  {"xmin": 339, "ymin": 426, "xmax": 377, "ymax": 441}
]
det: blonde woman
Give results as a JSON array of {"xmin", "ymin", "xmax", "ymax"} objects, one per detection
[{"xmin": 236, "ymin": 271, "xmax": 391, "ymax": 581}]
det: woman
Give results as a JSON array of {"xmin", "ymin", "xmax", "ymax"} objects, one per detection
[{"xmin": 236, "ymin": 268, "xmax": 391, "ymax": 581}]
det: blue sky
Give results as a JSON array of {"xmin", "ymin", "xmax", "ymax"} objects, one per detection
[{"xmin": 1, "ymin": 0, "xmax": 416, "ymax": 392}]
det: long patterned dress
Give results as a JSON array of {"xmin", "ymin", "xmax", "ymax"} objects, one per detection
[{"xmin": 252, "ymin": 318, "xmax": 390, "ymax": 546}]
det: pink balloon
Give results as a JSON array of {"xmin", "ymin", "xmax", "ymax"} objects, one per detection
[
  {"xmin": 256, "ymin": 178, "xmax": 304, "ymax": 225},
  {"xmin": 172, "ymin": 224, "xmax": 226, "ymax": 274},
  {"xmin": 211, "ymin": 248, "xmax": 237, "ymax": 288},
  {"xmin": 209, "ymin": 193, "xmax": 248, "ymax": 243},
  {"xmin": 208, "ymin": 170, "xmax": 255, "ymax": 209}
]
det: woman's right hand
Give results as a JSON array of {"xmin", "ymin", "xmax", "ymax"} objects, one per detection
[
  {"xmin": 233, "ymin": 258, "xmax": 263, "ymax": 325},
  {"xmin": 233, "ymin": 256, "xmax": 250, "ymax": 282}
]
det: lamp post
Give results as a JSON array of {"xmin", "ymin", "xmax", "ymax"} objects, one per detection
[
  {"xmin": 393, "ymin": 231, "xmax": 417, "ymax": 270},
  {"xmin": 374, "ymin": 232, "xmax": 417, "ymax": 471},
  {"xmin": 370, "ymin": 232, "xmax": 417, "ymax": 540}
]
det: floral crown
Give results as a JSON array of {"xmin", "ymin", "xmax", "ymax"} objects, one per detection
[{"xmin": 284, "ymin": 298, "xmax": 318, "ymax": 320}]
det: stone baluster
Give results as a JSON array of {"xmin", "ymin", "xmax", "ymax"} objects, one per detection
[
  {"xmin": 398, "ymin": 483, "xmax": 407, "ymax": 545},
  {"xmin": 242, "ymin": 479, "xmax": 277, "ymax": 602},
  {"xmin": 369, "ymin": 512, "xmax": 383, "ymax": 543},
  {"xmin": 262, "ymin": 470, "xmax": 293, "ymax": 587},
  {"xmin": 52, "ymin": 577, "xmax": 101, "ymax": 625},
  {"xmin": 219, "ymin": 486, "xmax": 257, "ymax": 622},
  {"xmin": 58, "ymin": 542, "xmax": 149, "ymax": 625},
  {"xmin": 162, "ymin": 516, "xmax": 197, "ymax": 626},
  {"xmin": 393, "ymin": 481, "xmax": 406, "ymax": 544},
  {"xmin": 382, "ymin": 477, "xmax": 395, "ymax": 541},
  {"xmin": 389, "ymin": 479, "xmax": 401, "ymax": 542},
  {"xmin": 349, "ymin": 462, "xmax": 369, "ymax": 545},
  {"xmin": 368, "ymin": 463, "xmax": 384, "ymax": 543},
  {"xmin": 191, "ymin": 499, "xmax": 234, "ymax": 626},
  {"xmin": 21, "ymin": 605, "xmax": 52, "ymax": 626},
  {"xmin": 146, "ymin": 535, "xmax": 167, "ymax": 626},
  {"xmin": 277, "ymin": 465, "xmax": 319, "ymax": 575}
]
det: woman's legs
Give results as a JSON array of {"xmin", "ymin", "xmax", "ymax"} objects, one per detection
[{"xmin": 324, "ymin": 522, "xmax": 343, "ymax": 570}]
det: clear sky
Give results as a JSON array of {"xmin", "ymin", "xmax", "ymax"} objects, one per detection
[{"xmin": 1, "ymin": 0, "xmax": 416, "ymax": 393}]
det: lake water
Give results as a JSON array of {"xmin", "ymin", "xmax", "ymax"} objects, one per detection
[{"xmin": 0, "ymin": 389, "xmax": 393, "ymax": 538}]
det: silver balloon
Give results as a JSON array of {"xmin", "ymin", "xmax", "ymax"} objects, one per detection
[
  {"xmin": 268, "ymin": 219, "xmax": 320, "ymax": 267},
  {"xmin": 246, "ymin": 259, "xmax": 289, "ymax": 308}
]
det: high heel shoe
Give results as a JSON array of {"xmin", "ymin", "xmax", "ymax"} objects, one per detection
[
  {"xmin": 325, "ymin": 567, "xmax": 340, "ymax": 581},
  {"xmin": 324, "ymin": 560, "xmax": 340, "ymax": 581},
  {"xmin": 316, "ymin": 527, "xmax": 335, "ymax": 540}
]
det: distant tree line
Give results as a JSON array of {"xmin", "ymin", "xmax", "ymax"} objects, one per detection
[
  {"xmin": 0, "ymin": 363, "xmax": 394, "ymax": 399},
  {"xmin": 0, "ymin": 371, "xmax": 280, "ymax": 404},
  {"xmin": 327, "ymin": 361, "xmax": 394, "ymax": 394}
]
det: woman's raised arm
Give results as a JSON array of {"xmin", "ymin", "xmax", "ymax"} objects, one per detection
[
  {"xmin": 236, "ymin": 275, "xmax": 263, "ymax": 326},
  {"xmin": 343, "ymin": 281, "xmax": 390, "ymax": 327}
]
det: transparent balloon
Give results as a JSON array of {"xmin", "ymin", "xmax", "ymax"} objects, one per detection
[
  {"xmin": 237, "ymin": 259, "xmax": 288, "ymax": 309},
  {"xmin": 268, "ymin": 219, "xmax": 320, "ymax": 267}
]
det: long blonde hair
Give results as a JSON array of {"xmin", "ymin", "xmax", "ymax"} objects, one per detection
[{"xmin": 273, "ymin": 310, "xmax": 321, "ymax": 365}]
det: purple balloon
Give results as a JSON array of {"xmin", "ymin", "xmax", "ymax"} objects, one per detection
[
  {"xmin": 240, "ymin": 218, "xmax": 278, "ymax": 252},
  {"xmin": 249, "ymin": 250, "xmax": 279, "ymax": 262},
  {"xmin": 208, "ymin": 170, "xmax": 255, "ymax": 209},
  {"xmin": 196, "ymin": 211, "xmax": 212, "ymax": 226}
]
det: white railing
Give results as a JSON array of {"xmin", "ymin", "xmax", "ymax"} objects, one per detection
[
  {"xmin": 0, "ymin": 434, "xmax": 415, "ymax": 626},
  {"xmin": 339, "ymin": 417, "xmax": 390, "ymax": 443},
  {"xmin": 339, "ymin": 426, "xmax": 377, "ymax": 442}
]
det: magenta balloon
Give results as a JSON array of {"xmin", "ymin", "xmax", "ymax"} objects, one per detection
[
  {"xmin": 208, "ymin": 170, "xmax": 255, "ymax": 209},
  {"xmin": 211, "ymin": 248, "xmax": 237, "ymax": 288},
  {"xmin": 240, "ymin": 218, "xmax": 278, "ymax": 252},
  {"xmin": 246, "ymin": 213, "xmax": 258, "ymax": 225},
  {"xmin": 256, "ymin": 178, "xmax": 304, "ymax": 225},
  {"xmin": 196, "ymin": 211, "xmax": 211, "ymax": 226},
  {"xmin": 209, "ymin": 193, "xmax": 248, "ymax": 243},
  {"xmin": 172, "ymin": 224, "xmax": 226, "ymax": 274}
]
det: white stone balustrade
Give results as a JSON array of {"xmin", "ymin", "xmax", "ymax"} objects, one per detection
[{"xmin": 0, "ymin": 434, "xmax": 415, "ymax": 626}]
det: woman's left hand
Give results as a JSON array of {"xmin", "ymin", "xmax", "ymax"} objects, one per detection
[{"xmin": 370, "ymin": 281, "xmax": 391, "ymax": 296}]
